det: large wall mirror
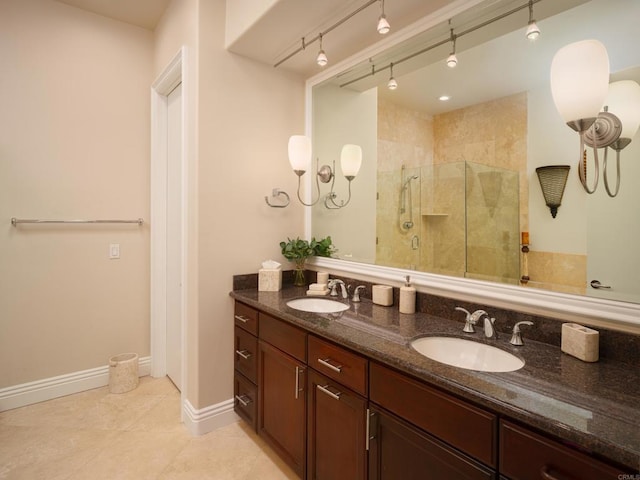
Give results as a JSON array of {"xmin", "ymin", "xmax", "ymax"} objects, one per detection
[{"xmin": 307, "ymin": 0, "xmax": 640, "ymax": 327}]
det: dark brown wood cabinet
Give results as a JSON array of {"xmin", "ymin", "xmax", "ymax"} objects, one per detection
[
  {"xmin": 370, "ymin": 361, "xmax": 497, "ymax": 468},
  {"xmin": 233, "ymin": 302, "xmax": 259, "ymax": 431},
  {"xmin": 258, "ymin": 315, "xmax": 307, "ymax": 479},
  {"xmin": 307, "ymin": 368, "xmax": 368, "ymax": 480},
  {"xmin": 368, "ymin": 406, "xmax": 496, "ymax": 480},
  {"xmin": 499, "ymin": 420, "xmax": 625, "ymax": 480},
  {"xmin": 231, "ymin": 300, "xmax": 632, "ymax": 479}
]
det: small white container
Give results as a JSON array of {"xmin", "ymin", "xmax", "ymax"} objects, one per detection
[
  {"xmin": 372, "ymin": 285, "xmax": 393, "ymax": 306},
  {"xmin": 316, "ymin": 272, "xmax": 329, "ymax": 284},
  {"xmin": 259, "ymin": 269, "xmax": 282, "ymax": 291},
  {"xmin": 561, "ymin": 323, "xmax": 599, "ymax": 362},
  {"xmin": 399, "ymin": 276, "xmax": 416, "ymax": 314}
]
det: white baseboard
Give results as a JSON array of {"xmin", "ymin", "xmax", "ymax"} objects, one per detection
[
  {"xmin": 183, "ymin": 397, "xmax": 239, "ymax": 436},
  {"xmin": 0, "ymin": 356, "xmax": 151, "ymax": 412}
]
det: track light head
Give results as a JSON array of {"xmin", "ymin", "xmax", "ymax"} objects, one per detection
[{"xmin": 377, "ymin": 0, "xmax": 390, "ymax": 34}]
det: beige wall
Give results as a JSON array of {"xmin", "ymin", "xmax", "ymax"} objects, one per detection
[
  {"xmin": 0, "ymin": 0, "xmax": 153, "ymax": 387},
  {"xmin": 195, "ymin": 0, "xmax": 305, "ymax": 409},
  {"xmin": 1, "ymin": 0, "xmax": 305, "ymax": 417}
]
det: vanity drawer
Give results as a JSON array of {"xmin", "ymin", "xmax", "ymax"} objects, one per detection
[
  {"xmin": 234, "ymin": 372, "xmax": 257, "ymax": 431},
  {"xmin": 370, "ymin": 362, "xmax": 497, "ymax": 468},
  {"xmin": 308, "ymin": 335, "xmax": 368, "ymax": 396},
  {"xmin": 259, "ymin": 313, "xmax": 307, "ymax": 363},
  {"xmin": 234, "ymin": 326, "xmax": 257, "ymax": 382},
  {"xmin": 499, "ymin": 420, "xmax": 626, "ymax": 480},
  {"xmin": 234, "ymin": 302, "xmax": 258, "ymax": 336}
]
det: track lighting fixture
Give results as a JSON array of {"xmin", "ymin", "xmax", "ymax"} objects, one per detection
[
  {"xmin": 387, "ymin": 63, "xmax": 397, "ymax": 90},
  {"xmin": 526, "ymin": 0, "xmax": 540, "ymax": 40},
  {"xmin": 377, "ymin": 0, "xmax": 390, "ymax": 35},
  {"xmin": 447, "ymin": 26, "xmax": 458, "ymax": 68},
  {"xmin": 316, "ymin": 33, "xmax": 328, "ymax": 67}
]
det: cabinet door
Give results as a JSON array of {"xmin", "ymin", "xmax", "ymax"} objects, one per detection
[
  {"xmin": 307, "ymin": 369, "xmax": 367, "ymax": 480},
  {"xmin": 369, "ymin": 407, "xmax": 495, "ymax": 480},
  {"xmin": 258, "ymin": 340, "xmax": 306, "ymax": 479}
]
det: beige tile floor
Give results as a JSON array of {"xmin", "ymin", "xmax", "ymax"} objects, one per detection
[{"xmin": 0, "ymin": 376, "xmax": 298, "ymax": 480}]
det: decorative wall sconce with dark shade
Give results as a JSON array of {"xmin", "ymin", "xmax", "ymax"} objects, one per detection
[
  {"xmin": 550, "ymin": 40, "xmax": 640, "ymax": 197},
  {"xmin": 536, "ymin": 165, "xmax": 570, "ymax": 218},
  {"xmin": 288, "ymin": 135, "xmax": 362, "ymax": 209}
]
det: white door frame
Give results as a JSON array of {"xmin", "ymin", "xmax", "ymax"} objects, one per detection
[{"xmin": 150, "ymin": 47, "xmax": 188, "ymax": 396}]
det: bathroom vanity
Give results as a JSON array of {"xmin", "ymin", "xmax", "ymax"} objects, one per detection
[{"xmin": 231, "ymin": 285, "xmax": 639, "ymax": 479}]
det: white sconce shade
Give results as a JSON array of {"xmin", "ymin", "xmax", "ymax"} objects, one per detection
[
  {"xmin": 340, "ymin": 144, "xmax": 362, "ymax": 178},
  {"xmin": 288, "ymin": 135, "xmax": 312, "ymax": 172},
  {"xmin": 446, "ymin": 53, "xmax": 458, "ymax": 68},
  {"xmin": 606, "ymin": 80, "xmax": 640, "ymax": 140},
  {"xmin": 377, "ymin": 15, "xmax": 390, "ymax": 34},
  {"xmin": 526, "ymin": 21, "xmax": 540, "ymax": 40},
  {"xmin": 550, "ymin": 39, "xmax": 610, "ymax": 124}
]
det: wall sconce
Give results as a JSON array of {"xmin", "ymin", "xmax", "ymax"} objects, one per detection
[
  {"xmin": 586, "ymin": 80, "xmax": 640, "ymax": 197},
  {"xmin": 288, "ymin": 135, "xmax": 362, "ymax": 209},
  {"xmin": 536, "ymin": 165, "xmax": 570, "ymax": 218},
  {"xmin": 550, "ymin": 39, "xmax": 610, "ymax": 194}
]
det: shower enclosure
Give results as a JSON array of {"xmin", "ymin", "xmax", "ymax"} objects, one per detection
[{"xmin": 376, "ymin": 161, "xmax": 520, "ymax": 284}]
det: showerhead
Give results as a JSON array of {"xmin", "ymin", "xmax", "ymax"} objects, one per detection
[{"xmin": 402, "ymin": 175, "xmax": 419, "ymax": 188}]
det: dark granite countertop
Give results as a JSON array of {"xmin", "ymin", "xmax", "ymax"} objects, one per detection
[{"xmin": 230, "ymin": 286, "xmax": 640, "ymax": 472}]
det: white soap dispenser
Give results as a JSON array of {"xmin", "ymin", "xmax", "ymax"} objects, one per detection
[{"xmin": 399, "ymin": 275, "xmax": 416, "ymax": 314}]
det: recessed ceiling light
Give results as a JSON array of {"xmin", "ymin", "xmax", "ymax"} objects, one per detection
[{"xmin": 439, "ymin": 95, "xmax": 450, "ymax": 101}]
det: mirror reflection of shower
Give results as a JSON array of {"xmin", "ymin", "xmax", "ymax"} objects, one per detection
[{"xmin": 400, "ymin": 165, "xmax": 419, "ymax": 230}]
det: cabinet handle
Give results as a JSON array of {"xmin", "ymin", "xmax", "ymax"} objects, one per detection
[
  {"xmin": 234, "ymin": 314, "xmax": 250, "ymax": 323},
  {"xmin": 235, "ymin": 349, "xmax": 252, "ymax": 360},
  {"xmin": 540, "ymin": 466, "xmax": 572, "ymax": 480},
  {"xmin": 235, "ymin": 394, "xmax": 252, "ymax": 407},
  {"xmin": 317, "ymin": 357, "xmax": 343, "ymax": 373},
  {"xmin": 294, "ymin": 366, "xmax": 305, "ymax": 399},
  {"xmin": 366, "ymin": 409, "xmax": 376, "ymax": 451},
  {"xmin": 317, "ymin": 384, "xmax": 342, "ymax": 401}
]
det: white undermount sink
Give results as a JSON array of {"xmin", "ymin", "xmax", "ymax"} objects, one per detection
[
  {"xmin": 286, "ymin": 297, "xmax": 350, "ymax": 314},
  {"xmin": 411, "ymin": 336, "xmax": 524, "ymax": 372}
]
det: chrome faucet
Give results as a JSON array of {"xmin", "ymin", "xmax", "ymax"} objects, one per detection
[
  {"xmin": 510, "ymin": 321, "xmax": 534, "ymax": 346},
  {"xmin": 328, "ymin": 279, "xmax": 348, "ymax": 299},
  {"xmin": 352, "ymin": 285, "xmax": 366, "ymax": 302},
  {"xmin": 482, "ymin": 316, "xmax": 498, "ymax": 339},
  {"xmin": 455, "ymin": 307, "xmax": 489, "ymax": 334}
]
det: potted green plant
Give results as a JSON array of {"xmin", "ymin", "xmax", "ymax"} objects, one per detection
[{"xmin": 280, "ymin": 236, "xmax": 336, "ymax": 286}]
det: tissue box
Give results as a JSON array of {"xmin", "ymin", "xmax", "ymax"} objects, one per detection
[
  {"xmin": 372, "ymin": 285, "xmax": 393, "ymax": 306},
  {"xmin": 258, "ymin": 269, "xmax": 282, "ymax": 292},
  {"xmin": 561, "ymin": 323, "xmax": 599, "ymax": 362}
]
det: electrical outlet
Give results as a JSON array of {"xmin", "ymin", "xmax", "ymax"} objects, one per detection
[{"xmin": 109, "ymin": 243, "xmax": 120, "ymax": 259}]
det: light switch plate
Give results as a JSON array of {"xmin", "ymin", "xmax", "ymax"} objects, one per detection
[{"xmin": 109, "ymin": 243, "xmax": 120, "ymax": 259}]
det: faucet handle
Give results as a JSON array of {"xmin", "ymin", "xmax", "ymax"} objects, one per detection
[
  {"xmin": 352, "ymin": 285, "xmax": 366, "ymax": 302},
  {"xmin": 455, "ymin": 307, "xmax": 475, "ymax": 333},
  {"xmin": 510, "ymin": 321, "xmax": 534, "ymax": 346}
]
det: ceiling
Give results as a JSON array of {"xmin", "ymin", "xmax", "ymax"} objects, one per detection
[{"xmin": 54, "ymin": 0, "xmax": 170, "ymax": 30}]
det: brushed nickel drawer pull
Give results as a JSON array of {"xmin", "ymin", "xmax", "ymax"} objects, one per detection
[
  {"xmin": 318, "ymin": 357, "xmax": 343, "ymax": 373},
  {"xmin": 295, "ymin": 366, "xmax": 305, "ymax": 399},
  {"xmin": 540, "ymin": 466, "xmax": 569, "ymax": 480},
  {"xmin": 317, "ymin": 384, "xmax": 342, "ymax": 401},
  {"xmin": 234, "ymin": 314, "xmax": 250, "ymax": 323},
  {"xmin": 235, "ymin": 394, "xmax": 252, "ymax": 407},
  {"xmin": 235, "ymin": 349, "xmax": 252, "ymax": 360}
]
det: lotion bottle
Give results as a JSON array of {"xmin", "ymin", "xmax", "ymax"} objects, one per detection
[{"xmin": 399, "ymin": 275, "xmax": 416, "ymax": 314}]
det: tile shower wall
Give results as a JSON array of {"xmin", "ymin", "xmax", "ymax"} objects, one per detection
[{"xmin": 377, "ymin": 92, "xmax": 586, "ymax": 292}]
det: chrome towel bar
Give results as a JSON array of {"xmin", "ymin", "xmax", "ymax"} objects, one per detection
[{"xmin": 11, "ymin": 217, "xmax": 144, "ymax": 226}]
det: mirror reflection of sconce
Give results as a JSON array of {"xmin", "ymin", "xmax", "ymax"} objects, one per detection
[
  {"xmin": 536, "ymin": 165, "xmax": 570, "ymax": 218},
  {"xmin": 288, "ymin": 135, "xmax": 362, "ymax": 209},
  {"xmin": 550, "ymin": 40, "xmax": 640, "ymax": 197}
]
